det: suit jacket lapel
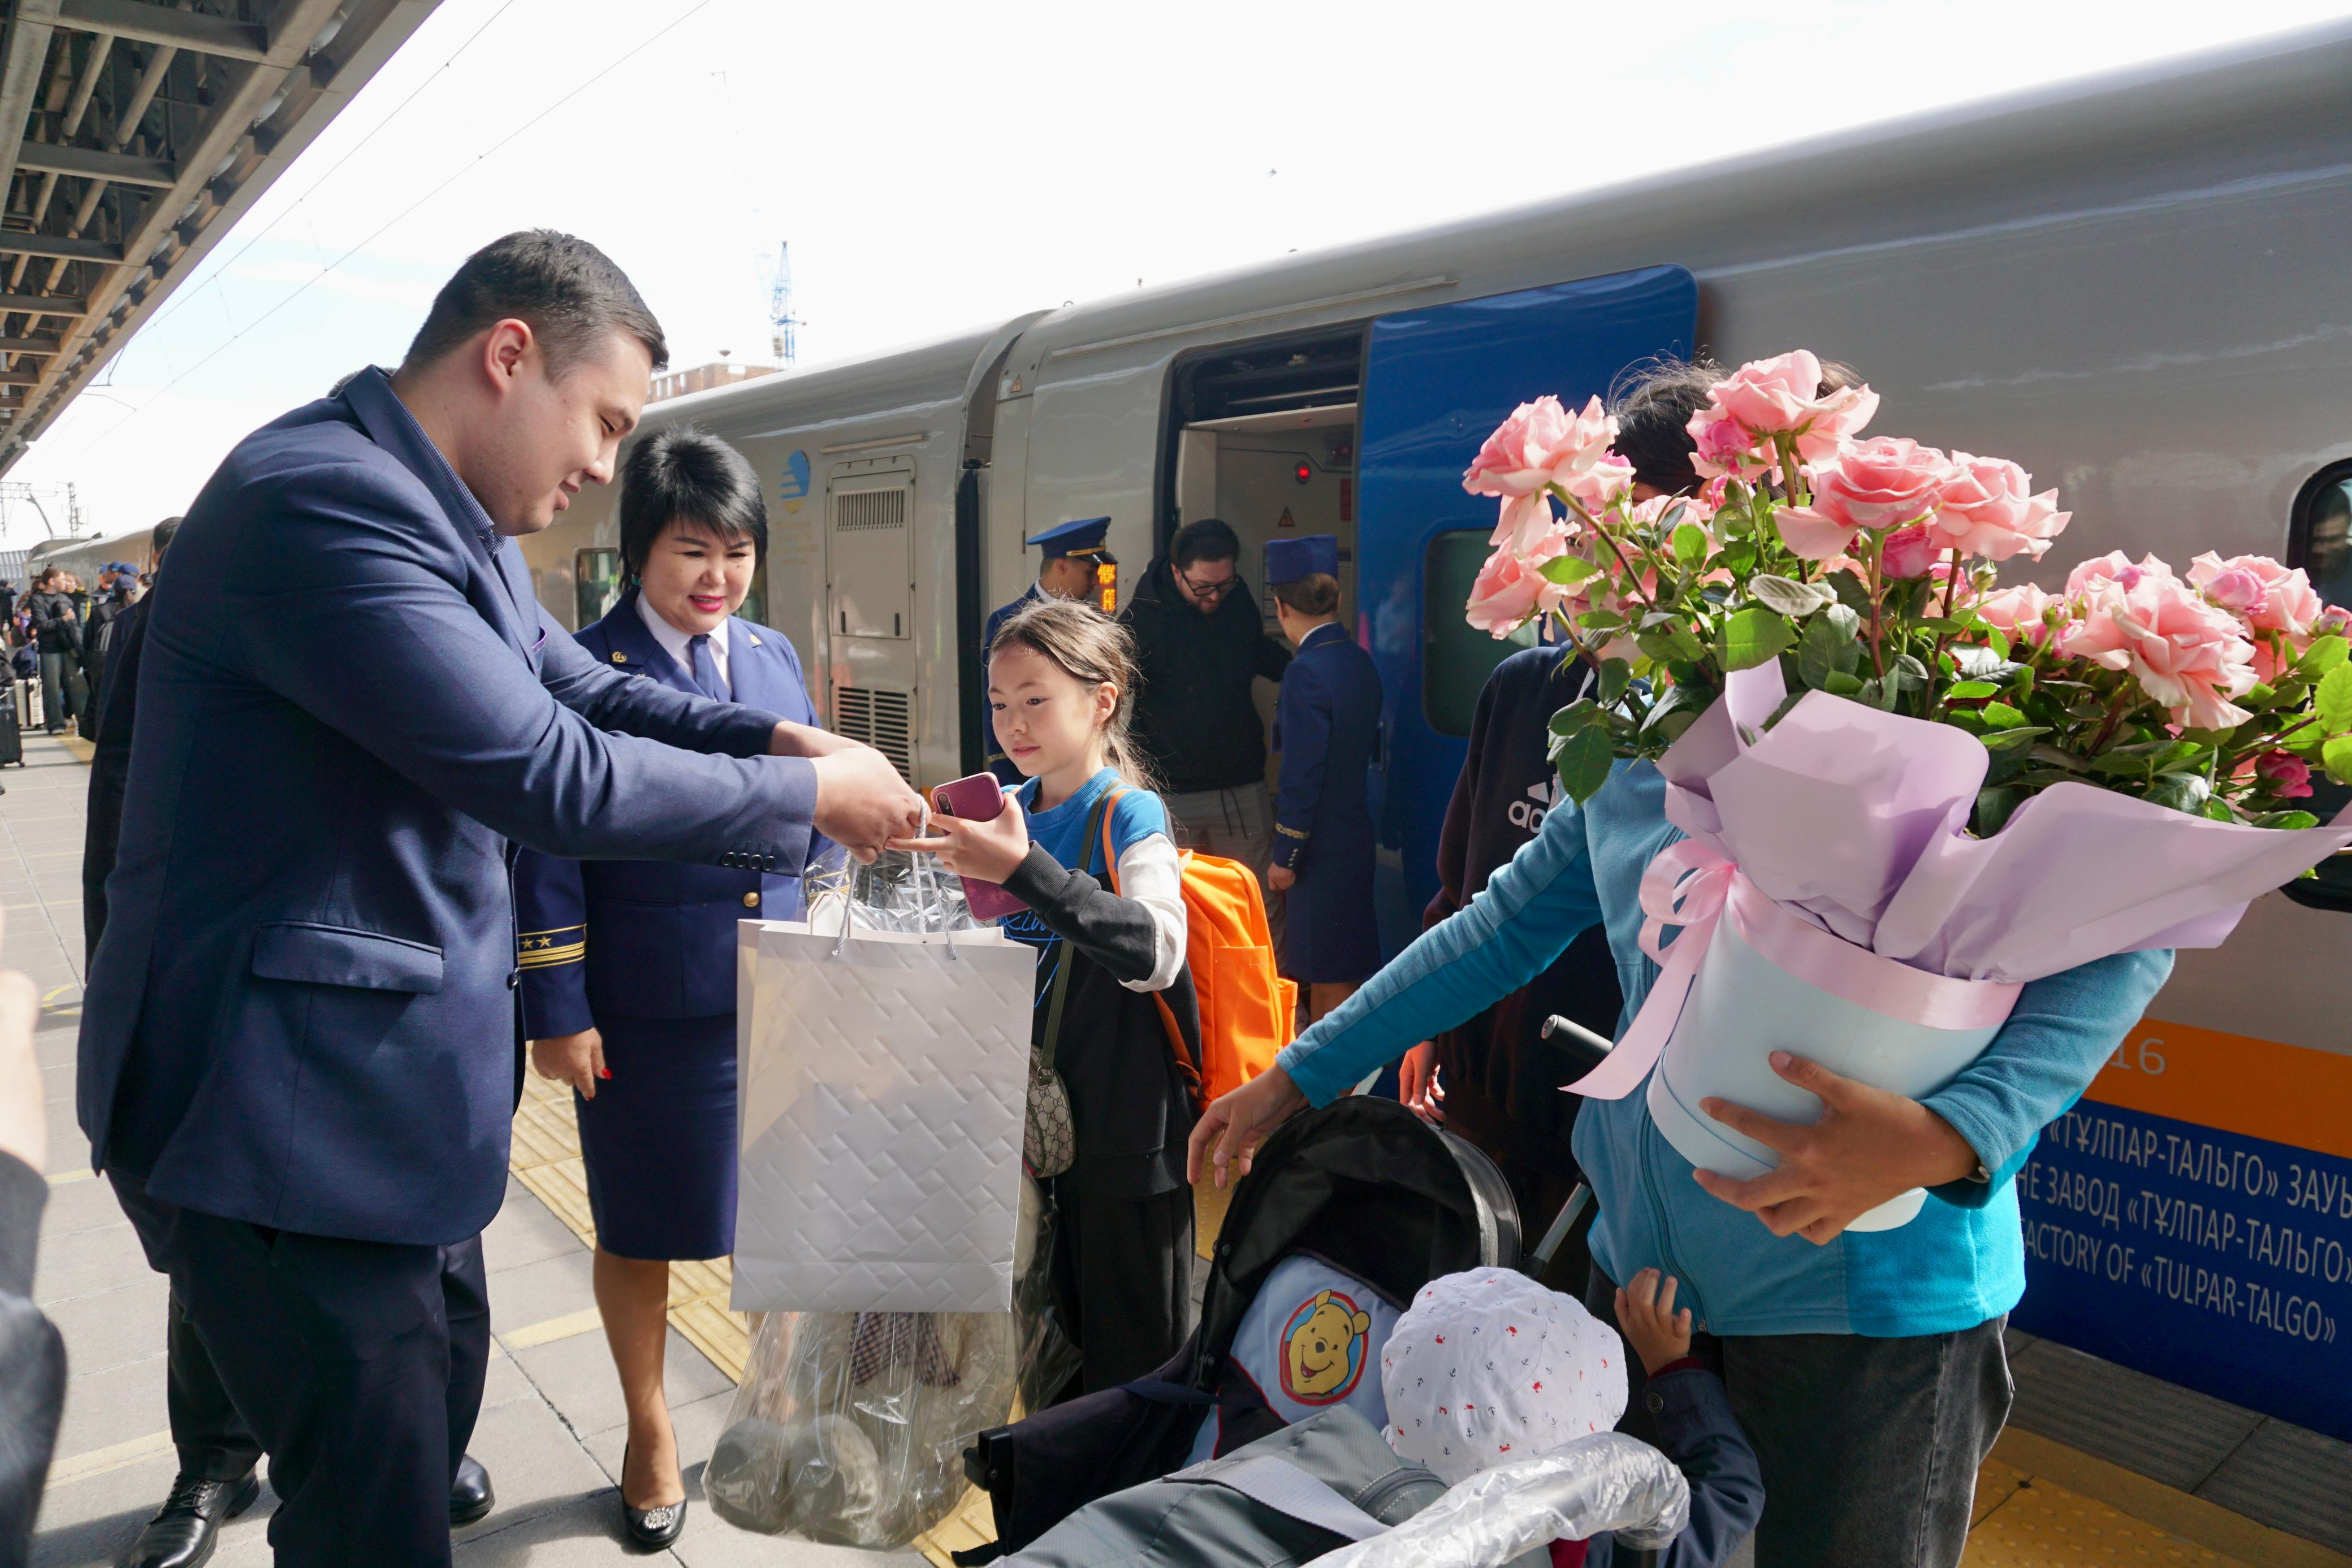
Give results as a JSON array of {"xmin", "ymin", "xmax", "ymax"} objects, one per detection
[{"xmin": 598, "ymin": 592, "xmax": 700, "ymax": 698}]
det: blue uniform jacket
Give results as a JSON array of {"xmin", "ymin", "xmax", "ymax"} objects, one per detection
[
  {"xmin": 1269, "ymin": 623, "xmax": 1381, "ymax": 873},
  {"xmin": 1587, "ymin": 1367, "xmax": 1763, "ymax": 1567},
  {"xmin": 1277, "ymin": 759, "xmax": 2173, "ymax": 1337},
  {"xmin": 77, "ymin": 368, "xmax": 819, "ymax": 1248},
  {"xmin": 515, "ymin": 590, "xmax": 821, "ymax": 1036}
]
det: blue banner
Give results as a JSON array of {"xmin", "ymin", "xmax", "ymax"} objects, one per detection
[{"xmin": 2014, "ymin": 1101, "xmax": 2351, "ymax": 1440}]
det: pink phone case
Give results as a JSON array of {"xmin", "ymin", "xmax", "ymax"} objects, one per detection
[{"xmin": 932, "ymin": 773, "xmax": 1027, "ymax": 920}]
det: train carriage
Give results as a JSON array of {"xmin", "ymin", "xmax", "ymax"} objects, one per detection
[{"xmin": 517, "ymin": 21, "xmax": 2352, "ymax": 1445}]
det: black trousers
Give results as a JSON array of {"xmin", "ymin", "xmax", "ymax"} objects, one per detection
[
  {"xmin": 1588, "ymin": 1267, "xmax": 2011, "ymax": 1568},
  {"xmin": 167, "ymin": 1292, "xmax": 263, "ymax": 1481},
  {"xmin": 111, "ymin": 1172, "xmax": 490, "ymax": 1566},
  {"xmin": 1047, "ymin": 1181, "xmax": 1196, "ymax": 1394}
]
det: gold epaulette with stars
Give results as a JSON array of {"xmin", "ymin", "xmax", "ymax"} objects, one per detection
[{"xmin": 517, "ymin": 925, "xmax": 585, "ymax": 968}]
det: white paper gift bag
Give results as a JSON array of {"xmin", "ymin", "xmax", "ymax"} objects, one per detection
[{"xmin": 732, "ymin": 909, "xmax": 1034, "ymax": 1313}]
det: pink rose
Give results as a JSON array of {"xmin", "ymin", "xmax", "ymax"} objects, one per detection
[
  {"xmin": 1696, "ymin": 350, "xmax": 1881, "ymax": 462},
  {"xmin": 1559, "ymin": 453, "xmax": 1636, "ymax": 516},
  {"xmin": 1686, "ymin": 406, "xmax": 1780, "ymax": 484},
  {"xmin": 1929, "ymin": 453, "xmax": 2070, "ymax": 562},
  {"xmin": 1464, "ymin": 535, "xmax": 1567, "ymax": 638},
  {"xmin": 2316, "ymin": 605, "xmax": 2351, "ymax": 638},
  {"xmin": 1974, "ymin": 583, "xmax": 2060, "ymax": 647},
  {"xmin": 1881, "ymin": 524, "xmax": 1938, "ymax": 579},
  {"xmin": 1776, "ymin": 437, "xmax": 1958, "ymax": 560},
  {"xmin": 2187, "ymin": 553, "xmax": 2323, "ymax": 679},
  {"xmin": 1463, "ymin": 395, "xmax": 1618, "ymax": 500},
  {"xmin": 1489, "ymin": 492, "xmax": 1569, "ymax": 558},
  {"xmin": 2059, "ymin": 568, "xmax": 2258, "ymax": 730},
  {"xmin": 2255, "ymin": 750, "xmax": 2315, "ymax": 800},
  {"xmin": 2064, "ymin": 550, "xmax": 2175, "ymax": 597},
  {"xmin": 2199, "ymin": 566, "xmax": 2268, "ymax": 614}
]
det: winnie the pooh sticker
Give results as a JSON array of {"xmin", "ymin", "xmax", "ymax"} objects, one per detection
[{"xmin": 1280, "ymin": 1288, "xmax": 1373, "ymax": 1404}]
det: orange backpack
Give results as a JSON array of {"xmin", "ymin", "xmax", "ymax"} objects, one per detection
[{"xmin": 1099, "ymin": 790, "xmax": 1295, "ymax": 1107}]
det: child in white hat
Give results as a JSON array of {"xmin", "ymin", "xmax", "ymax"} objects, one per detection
[{"xmin": 1380, "ymin": 1267, "xmax": 1762, "ymax": 1566}]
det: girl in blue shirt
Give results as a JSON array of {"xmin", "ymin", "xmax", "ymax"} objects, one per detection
[{"xmin": 898, "ymin": 599, "xmax": 1203, "ymax": 1393}]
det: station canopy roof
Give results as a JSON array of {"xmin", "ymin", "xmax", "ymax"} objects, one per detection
[{"xmin": 0, "ymin": 0, "xmax": 439, "ymax": 474}]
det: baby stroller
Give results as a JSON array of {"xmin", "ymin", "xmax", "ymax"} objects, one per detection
[{"xmin": 961, "ymin": 1095, "xmax": 1528, "ymax": 1558}]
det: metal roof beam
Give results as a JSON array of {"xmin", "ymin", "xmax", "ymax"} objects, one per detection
[
  {"xmin": 0, "ymin": 293, "xmax": 84, "ymax": 315},
  {"xmin": 0, "ymin": 5, "xmax": 65, "ymax": 201},
  {"xmin": 54, "ymin": 0, "xmax": 269, "ymax": 62},
  {"xmin": 0, "ymin": 232, "xmax": 121, "ymax": 263},
  {"xmin": 15, "ymin": 139, "xmax": 174, "ymax": 187},
  {"xmin": 0, "ymin": 338, "xmax": 61, "ymax": 354}
]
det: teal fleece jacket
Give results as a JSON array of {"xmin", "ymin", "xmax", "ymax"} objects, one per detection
[{"xmin": 1277, "ymin": 759, "xmax": 2173, "ymax": 1337}]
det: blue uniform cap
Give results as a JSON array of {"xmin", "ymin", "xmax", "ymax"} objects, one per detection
[
  {"xmin": 1024, "ymin": 516, "xmax": 1116, "ymax": 563},
  {"xmin": 1265, "ymin": 534, "xmax": 1339, "ymax": 585}
]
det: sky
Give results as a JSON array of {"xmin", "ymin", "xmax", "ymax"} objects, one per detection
[{"xmin": 6, "ymin": 0, "xmax": 2350, "ymax": 542}]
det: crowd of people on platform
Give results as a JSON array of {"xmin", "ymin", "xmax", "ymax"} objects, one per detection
[
  {"xmin": 0, "ymin": 556, "xmax": 157, "ymax": 739},
  {"xmin": 0, "ymin": 226, "xmax": 2174, "ymax": 1568}
]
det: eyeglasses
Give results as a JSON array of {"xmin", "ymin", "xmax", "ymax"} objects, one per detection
[{"xmin": 1179, "ymin": 571, "xmax": 1239, "ymax": 601}]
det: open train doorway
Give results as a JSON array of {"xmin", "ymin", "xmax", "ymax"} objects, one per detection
[{"xmin": 1158, "ymin": 325, "xmax": 1367, "ymax": 752}]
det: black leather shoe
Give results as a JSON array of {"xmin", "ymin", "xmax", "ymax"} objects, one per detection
[
  {"xmin": 448, "ymin": 1454, "xmax": 495, "ymax": 1527},
  {"xmin": 121, "ymin": 1469, "xmax": 261, "ymax": 1568},
  {"xmin": 619, "ymin": 1442, "xmax": 687, "ymax": 1550}
]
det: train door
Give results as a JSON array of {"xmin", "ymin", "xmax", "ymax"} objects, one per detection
[
  {"xmin": 824, "ymin": 455, "xmax": 917, "ymax": 776},
  {"xmin": 1356, "ymin": 264, "xmax": 1698, "ymax": 952}
]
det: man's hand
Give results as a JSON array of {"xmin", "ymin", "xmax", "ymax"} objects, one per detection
[
  {"xmin": 1692, "ymin": 1051, "xmax": 1982, "ymax": 1244},
  {"xmin": 889, "ymin": 795, "xmax": 1029, "ymax": 884},
  {"xmin": 531, "ymin": 1028, "xmax": 606, "ymax": 1099},
  {"xmin": 0, "ymin": 969, "xmax": 44, "ymax": 1173},
  {"xmin": 1398, "ymin": 1041, "xmax": 1443, "ymax": 1125},
  {"xmin": 769, "ymin": 720, "xmax": 861, "ymax": 759},
  {"xmin": 1267, "ymin": 864, "xmax": 1296, "ymax": 893},
  {"xmin": 1187, "ymin": 1066, "xmax": 1308, "ymax": 1188},
  {"xmin": 810, "ymin": 748, "xmax": 927, "ymax": 863},
  {"xmin": 1614, "ymin": 1268, "xmax": 1693, "ymax": 1377}
]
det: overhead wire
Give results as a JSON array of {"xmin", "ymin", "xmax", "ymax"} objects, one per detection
[{"xmin": 58, "ymin": 0, "xmax": 718, "ymax": 462}]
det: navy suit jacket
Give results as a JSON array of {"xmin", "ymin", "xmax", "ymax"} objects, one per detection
[
  {"xmin": 78, "ymin": 368, "xmax": 819, "ymax": 1246},
  {"xmin": 515, "ymin": 591, "xmax": 821, "ymax": 1035},
  {"xmin": 1270, "ymin": 622, "xmax": 1382, "ymax": 872}
]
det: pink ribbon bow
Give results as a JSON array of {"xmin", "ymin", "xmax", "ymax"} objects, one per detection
[{"xmin": 1564, "ymin": 840, "xmax": 1734, "ymax": 1101}]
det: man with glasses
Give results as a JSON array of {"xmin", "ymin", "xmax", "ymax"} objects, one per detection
[{"xmin": 1122, "ymin": 517, "xmax": 1292, "ymax": 942}]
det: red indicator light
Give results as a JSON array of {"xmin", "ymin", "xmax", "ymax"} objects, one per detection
[{"xmin": 1294, "ymin": 461, "xmax": 1313, "ymax": 484}]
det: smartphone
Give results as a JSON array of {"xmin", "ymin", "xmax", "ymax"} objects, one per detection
[{"xmin": 931, "ymin": 773, "xmax": 1027, "ymax": 921}]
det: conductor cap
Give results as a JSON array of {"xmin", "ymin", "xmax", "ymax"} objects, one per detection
[
  {"xmin": 1025, "ymin": 516, "xmax": 1117, "ymax": 564},
  {"xmin": 1266, "ymin": 534, "xmax": 1338, "ymax": 586}
]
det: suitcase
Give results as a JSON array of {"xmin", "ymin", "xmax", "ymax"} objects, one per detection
[{"xmin": 0, "ymin": 684, "xmax": 23, "ymax": 765}]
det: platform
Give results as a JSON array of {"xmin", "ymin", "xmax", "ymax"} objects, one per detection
[{"xmin": 15, "ymin": 729, "xmax": 2351, "ymax": 1566}]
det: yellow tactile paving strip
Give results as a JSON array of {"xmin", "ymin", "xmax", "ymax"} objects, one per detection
[{"xmin": 509, "ymin": 1085, "xmax": 2350, "ymax": 1568}]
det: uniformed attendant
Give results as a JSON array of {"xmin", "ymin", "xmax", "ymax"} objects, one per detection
[
  {"xmin": 515, "ymin": 428, "xmax": 823, "ymax": 1550},
  {"xmin": 983, "ymin": 515, "xmax": 1116, "ymax": 782},
  {"xmin": 1263, "ymin": 535, "xmax": 1382, "ymax": 1022}
]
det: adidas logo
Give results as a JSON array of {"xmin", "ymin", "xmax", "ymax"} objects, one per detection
[{"xmin": 1507, "ymin": 778, "xmax": 1557, "ymax": 831}]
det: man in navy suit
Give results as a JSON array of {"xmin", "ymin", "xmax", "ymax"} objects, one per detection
[{"xmin": 78, "ymin": 231, "xmax": 924, "ymax": 1565}]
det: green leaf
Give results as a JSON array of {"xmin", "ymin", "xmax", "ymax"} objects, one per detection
[
  {"xmin": 1720, "ymin": 606, "xmax": 1797, "ymax": 672},
  {"xmin": 1821, "ymin": 603, "xmax": 1862, "ymax": 643},
  {"xmin": 1672, "ymin": 522, "xmax": 1711, "ymax": 570},
  {"xmin": 2255, "ymin": 810, "xmax": 2321, "ymax": 830},
  {"xmin": 2324, "ymin": 733, "xmax": 2352, "ymax": 786},
  {"xmin": 1980, "ymin": 725, "xmax": 2050, "ymax": 751},
  {"xmin": 2144, "ymin": 773, "xmax": 2211, "ymax": 815},
  {"xmin": 1547, "ymin": 699, "xmax": 1608, "ymax": 735},
  {"xmin": 1947, "ymin": 681, "xmax": 2001, "ymax": 700},
  {"xmin": 1540, "ymin": 553, "xmax": 1601, "ymax": 586},
  {"xmin": 2294, "ymin": 634, "xmax": 2348, "ymax": 680},
  {"xmin": 2089, "ymin": 750, "xmax": 2151, "ymax": 777},
  {"xmin": 1857, "ymin": 676, "xmax": 1901, "ymax": 712},
  {"xmin": 1823, "ymin": 670, "xmax": 1866, "ymax": 697},
  {"xmin": 1797, "ymin": 613, "xmax": 1858, "ymax": 691},
  {"xmin": 1983, "ymin": 626, "xmax": 2012, "ymax": 661},
  {"xmin": 2317, "ymin": 665, "xmax": 2352, "ymax": 729},
  {"xmin": 1917, "ymin": 617, "xmax": 1968, "ymax": 634},
  {"xmin": 1666, "ymin": 623, "xmax": 1707, "ymax": 662},
  {"xmin": 1548, "ymin": 721, "xmax": 1617, "ymax": 803},
  {"xmin": 1974, "ymin": 786, "xmax": 2022, "ymax": 837},
  {"xmin": 1597, "ymin": 659, "xmax": 1632, "ymax": 706},
  {"xmin": 1749, "ymin": 575, "xmax": 1835, "ymax": 617},
  {"xmin": 1982, "ymin": 701, "xmax": 2027, "ymax": 729},
  {"xmin": 2199, "ymin": 797, "xmax": 2238, "ymax": 824}
]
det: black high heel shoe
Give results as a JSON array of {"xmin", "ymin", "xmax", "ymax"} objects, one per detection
[{"xmin": 619, "ymin": 1441, "xmax": 688, "ymax": 1550}]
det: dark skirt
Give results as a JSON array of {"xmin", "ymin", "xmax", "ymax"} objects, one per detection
[
  {"xmin": 575, "ymin": 1011, "xmax": 737, "ymax": 1262},
  {"xmin": 1282, "ymin": 844, "xmax": 1381, "ymax": 984}
]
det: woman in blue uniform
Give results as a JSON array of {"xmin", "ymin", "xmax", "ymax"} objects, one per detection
[
  {"xmin": 1264, "ymin": 535, "xmax": 1383, "ymax": 1021},
  {"xmin": 517, "ymin": 428, "xmax": 822, "ymax": 1548}
]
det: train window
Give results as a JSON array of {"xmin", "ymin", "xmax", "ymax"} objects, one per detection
[
  {"xmin": 1423, "ymin": 530, "xmax": 1537, "ymax": 737},
  {"xmin": 2284, "ymin": 462, "xmax": 2352, "ymax": 913},
  {"xmin": 575, "ymin": 548, "xmax": 621, "ymax": 627}
]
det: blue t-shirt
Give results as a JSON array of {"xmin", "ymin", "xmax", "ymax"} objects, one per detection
[{"xmin": 1000, "ymin": 766, "xmax": 1171, "ymax": 968}]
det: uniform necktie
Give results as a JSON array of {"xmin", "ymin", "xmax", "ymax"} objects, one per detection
[{"xmin": 688, "ymin": 633, "xmax": 727, "ymax": 702}]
